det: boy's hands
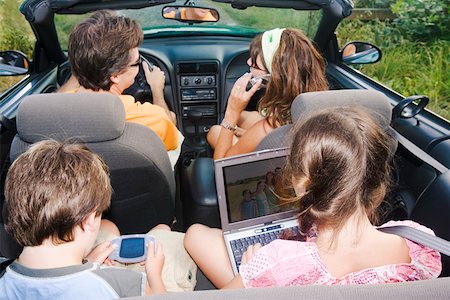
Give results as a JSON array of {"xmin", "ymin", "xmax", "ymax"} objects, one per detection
[
  {"xmin": 145, "ymin": 242, "xmax": 165, "ymax": 276},
  {"xmin": 145, "ymin": 242, "xmax": 166, "ymax": 294},
  {"xmin": 85, "ymin": 241, "xmax": 116, "ymax": 265}
]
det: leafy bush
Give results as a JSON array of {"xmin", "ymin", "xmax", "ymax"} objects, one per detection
[
  {"xmin": 337, "ymin": 18, "xmax": 404, "ymax": 48},
  {"xmin": 391, "ymin": 0, "xmax": 449, "ymax": 41},
  {"xmin": 354, "ymin": 0, "xmax": 395, "ymax": 9}
]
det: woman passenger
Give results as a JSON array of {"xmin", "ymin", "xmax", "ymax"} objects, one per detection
[
  {"xmin": 208, "ymin": 28, "xmax": 328, "ymax": 159},
  {"xmin": 264, "ymin": 171, "xmax": 279, "ymax": 213},
  {"xmin": 253, "ymin": 181, "xmax": 270, "ymax": 216},
  {"xmin": 185, "ymin": 107, "xmax": 441, "ymax": 288}
]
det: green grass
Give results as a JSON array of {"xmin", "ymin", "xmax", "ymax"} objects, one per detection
[
  {"xmin": 55, "ymin": 14, "xmax": 90, "ymax": 50},
  {"xmin": 360, "ymin": 41, "xmax": 449, "ymax": 119},
  {"xmin": 0, "ymin": 0, "xmax": 35, "ymax": 94}
]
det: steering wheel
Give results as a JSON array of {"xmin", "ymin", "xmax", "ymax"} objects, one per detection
[
  {"xmin": 123, "ymin": 55, "xmax": 153, "ymax": 104},
  {"xmin": 56, "ymin": 59, "xmax": 72, "ymax": 87},
  {"xmin": 57, "ymin": 55, "xmax": 154, "ymax": 104}
]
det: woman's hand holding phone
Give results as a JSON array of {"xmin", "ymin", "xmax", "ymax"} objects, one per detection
[{"xmin": 227, "ymin": 73, "xmax": 262, "ymax": 115}]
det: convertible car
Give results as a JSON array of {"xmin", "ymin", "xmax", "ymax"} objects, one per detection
[{"xmin": 0, "ymin": 0, "xmax": 449, "ymax": 297}]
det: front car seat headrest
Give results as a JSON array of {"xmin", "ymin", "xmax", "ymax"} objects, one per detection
[
  {"xmin": 257, "ymin": 89, "xmax": 394, "ymax": 151},
  {"xmin": 16, "ymin": 93, "xmax": 125, "ymax": 144},
  {"xmin": 291, "ymin": 89, "xmax": 392, "ymax": 129}
]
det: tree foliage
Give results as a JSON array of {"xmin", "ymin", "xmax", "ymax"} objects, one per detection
[{"xmin": 391, "ymin": 0, "xmax": 450, "ymax": 41}]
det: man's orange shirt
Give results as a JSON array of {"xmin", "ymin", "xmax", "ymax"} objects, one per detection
[{"xmin": 119, "ymin": 95, "xmax": 178, "ymax": 151}]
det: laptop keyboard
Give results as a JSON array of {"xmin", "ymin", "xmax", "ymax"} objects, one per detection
[{"xmin": 230, "ymin": 226, "xmax": 298, "ymax": 268}]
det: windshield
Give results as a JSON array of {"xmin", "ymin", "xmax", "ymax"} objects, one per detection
[
  {"xmin": 126, "ymin": 0, "xmax": 321, "ymax": 36},
  {"xmin": 55, "ymin": 0, "xmax": 321, "ymax": 49}
]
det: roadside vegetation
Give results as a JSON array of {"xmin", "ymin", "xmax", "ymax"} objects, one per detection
[
  {"xmin": 0, "ymin": 0, "xmax": 34, "ymax": 92},
  {"xmin": 0, "ymin": 0, "xmax": 448, "ymax": 120},
  {"xmin": 338, "ymin": 0, "xmax": 449, "ymax": 120}
]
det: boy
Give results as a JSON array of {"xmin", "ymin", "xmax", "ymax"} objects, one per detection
[
  {"xmin": 0, "ymin": 140, "xmax": 165, "ymax": 298},
  {"xmin": 240, "ymin": 189, "xmax": 257, "ymax": 220}
]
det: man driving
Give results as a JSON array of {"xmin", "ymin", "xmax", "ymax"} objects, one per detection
[{"xmin": 60, "ymin": 10, "xmax": 179, "ymax": 151}]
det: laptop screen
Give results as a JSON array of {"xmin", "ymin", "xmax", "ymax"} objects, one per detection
[
  {"xmin": 215, "ymin": 148, "xmax": 297, "ymax": 231},
  {"xmin": 223, "ymin": 156, "xmax": 296, "ymax": 223}
]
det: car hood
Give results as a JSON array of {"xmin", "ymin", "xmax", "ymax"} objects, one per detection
[{"xmin": 143, "ymin": 25, "xmax": 261, "ymax": 38}]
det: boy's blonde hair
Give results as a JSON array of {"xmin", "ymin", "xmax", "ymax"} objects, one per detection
[{"xmin": 5, "ymin": 140, "xmax": 111, "ymax": 246}]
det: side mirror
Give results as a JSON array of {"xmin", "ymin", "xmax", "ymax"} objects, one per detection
[
  {"xmin": 162, "ymin": 6, "xmax": 219, "ymax": 23},
  {"xmin": 340, "ymin": 42, "xmax": 382, "ymax": 65},
  {"xmin": 0, "ymin": 51, "xmax": 30, "ymax": 76}
]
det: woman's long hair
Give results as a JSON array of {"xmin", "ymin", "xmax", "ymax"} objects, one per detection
[{"xmin": 250, "ymin": 28, "xmax": 328, "ymax": 127}]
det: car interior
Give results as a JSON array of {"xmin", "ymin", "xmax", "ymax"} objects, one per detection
[{"xmin": 0, "ymin": 0, "xmax": 449, "ymax": 296}]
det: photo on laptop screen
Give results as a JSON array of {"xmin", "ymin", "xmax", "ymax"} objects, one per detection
[{"xmin": 223, "ymin": 156, "xmax": 296, "ymax": 223}]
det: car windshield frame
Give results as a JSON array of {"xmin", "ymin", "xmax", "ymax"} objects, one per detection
[
  {"xmin": 126, "ymin": 1, "xmax": 322, "ymax": 35},
  {"xmin": 54, "ymin": 2, "xmax": 323, "ymax": 49}
]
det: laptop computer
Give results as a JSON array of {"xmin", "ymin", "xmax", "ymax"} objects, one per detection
[{"xmin": 214, "ymin": 147, "xmax": 299, "ymax": 274}]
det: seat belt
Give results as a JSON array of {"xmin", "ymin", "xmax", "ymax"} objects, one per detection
[
  {"xmin": 378, "ymin": 225, "xmax": 450, "ymax": 257},
  {"xmin": 388, "ymin": 127, "xmax": 448, "ymax": 174},
  {"xmin": 0, "ymin": 258, "xmax": 14, "ymax": 277}
]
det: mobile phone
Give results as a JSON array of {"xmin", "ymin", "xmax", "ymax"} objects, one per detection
[
  {"xmin": 247, "ymin": 74, "xmax": 270, "ymax": 91},
  {"xmin": 108, "ymin": 234, "xmax": 156, "ymax": 263}
]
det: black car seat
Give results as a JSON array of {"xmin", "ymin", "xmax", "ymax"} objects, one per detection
[
  {"xmin": 410, "ymin": 170, "xmax": 450, "ymax": 277},
  {"xmin": 3, "ymin": 93, "xmax": 175, "ymax": 248}
]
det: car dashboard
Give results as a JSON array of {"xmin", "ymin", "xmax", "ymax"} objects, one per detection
[{"xmin": 139, "ymin": 35, "xmax": 266, "ymax": 150}]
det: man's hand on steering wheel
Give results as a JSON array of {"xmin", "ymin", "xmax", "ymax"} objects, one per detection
[{"xmin": 143, "ymin": 62, "xmax": 165, "ymax": 101}]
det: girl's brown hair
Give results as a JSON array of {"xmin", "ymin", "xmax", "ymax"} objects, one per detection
[
  {"xmin": 283, "ymin": 107, "xmax": 393, "ymax": 240},
  {"xmin": 250, "ymin": 28, "xmax": 328, "ymax": 127}
]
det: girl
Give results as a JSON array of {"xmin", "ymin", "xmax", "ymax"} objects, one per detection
[
  {"xmin": 264, "ymin": 171, "xmax": 280, "ymax": 213},
  {"xmin": 208, "ymin": 28, "xmax": 328, "ymax": 159},
  {"xmin": 253, "ymin": 181, "xmax": 270, "ymax": 216},
  {"xmin": 184, "ymin": 107, "xmax": 441, "ymax": 288}
]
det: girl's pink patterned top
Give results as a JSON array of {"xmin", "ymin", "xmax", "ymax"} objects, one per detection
[{"xmin": 239, "ymin": 220, "xmax": 442, "ymax": 288}]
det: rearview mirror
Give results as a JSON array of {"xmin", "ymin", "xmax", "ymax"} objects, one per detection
[
  {"xmin": 162, "ymin": 6, "xmax": 219, "ymax": 23},
  {"xmin": 341, "ymin": 42, "xmax": 382, "ymax": 65},
  {"xmin": 0, "ymin": 51, "xmax": 30, "ymax": 76}
]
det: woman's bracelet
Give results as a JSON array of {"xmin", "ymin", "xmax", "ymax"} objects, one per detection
[{"xmin": 220, "ymin": 119, "xmax": 237, "ymax": 132}]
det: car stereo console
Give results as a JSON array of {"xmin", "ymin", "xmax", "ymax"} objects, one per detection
[{"xmin": 177, "ymin": 61, "xmax": 219, "ymax": 142}]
